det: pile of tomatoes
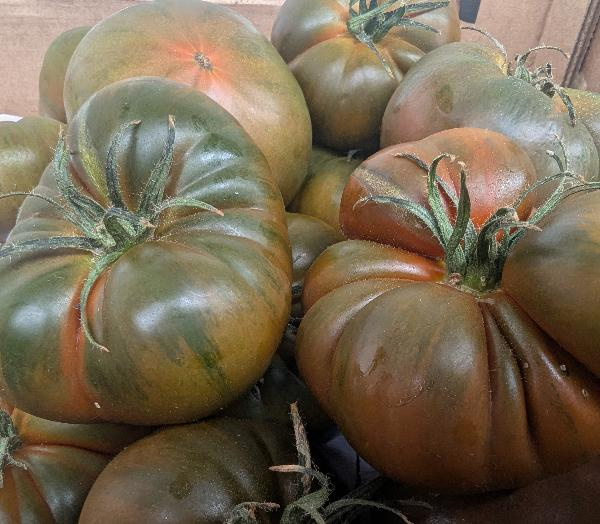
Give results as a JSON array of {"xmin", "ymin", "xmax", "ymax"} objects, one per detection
[{"xmin": 1, "ymin": 0, "xmax": 600, "ymax": 522}]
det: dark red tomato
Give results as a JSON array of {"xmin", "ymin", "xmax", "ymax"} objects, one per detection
[
  {"xmin": 341, "ymin": 128, "xmax": 538, "ymax": 259},
  {"xmin": 0, "ymin": 402, "xmax": 149, "ymax": 524},
  {"xmin": 366, "ymin": 459, "xmax": 600, "ymax": 523},
  {"xmin": 297, "ymin": 135, "xmax": 600, "ymax": 493},
  {"xmin": 63, "ymin": 0, "xmax": 311, "ymax": 204},
  {"xmin": 79, "ymin": 418, "xmax": 298, "ymax": 524},
  {"xmin": 289, "ymin": 147, "xmax": 362, "ymax": 233},
  {"xmin": 272, "ymin": 0, "xmax": 460, "ymax": 152},
  {"xmin": 0, "ymin": 116, "xmax": 62, "ymax": 242},
  {"xmin": 39, "ymin": 26, "xmax": 90, "ymax": 122},
  {"xmin": 381, "ymin": 42, "xmax": 599, "ymax": 182},
  {"xmin": 0, "ymin": 77, "xmax": 291, "ymax": 426}
]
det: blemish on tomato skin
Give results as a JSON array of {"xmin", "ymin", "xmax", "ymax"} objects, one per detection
[{"xmin": 436, "ymin": 85, "xmax": 453, "ymax": 114}]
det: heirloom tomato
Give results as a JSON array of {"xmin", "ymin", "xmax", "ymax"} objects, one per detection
[
  {"xmin": 0, "ymin": 400, "xmax": 148, "ymax": 523},
  {"xmin": 0, "ymin": 116, "xmax": 61, "ymax": 242},
  {"xmin": 272, "ymin": 0, "xmax": 460, "ymax": 152},
  {"xmin": 0, "ymin": 77, "xmax": 291, "ymax": 426},
  {"xmin": 297, "ymin": 131, "xmax": 600, "ymax": 493},
  {"xmin": 39, "ymin": 26, "xmax": 90, "ymax": 122},
  {"xmin": 382, "ymin": 42, "xmax": 599, "ymax": 182}
]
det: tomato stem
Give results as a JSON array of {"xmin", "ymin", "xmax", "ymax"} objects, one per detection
[
  {"xmin": 463, "ymin": 27, "xmax": 576, "ymax": 126},
  {"xmin": 346, "ymin": 1, "xmax": 448, "ymax": 77},
  {"xmin": 511, "ymin": 45, "xmax": 576, "ymax": 126},
  {"xmin": 0, "ymin": 118, "xmax": 223, "ymax": 352},
  {"xmin": 0, "ymin": 410, "xmax": 27, "ymax": 488},
  {"xmin": 356, "ymin": 148, "xmax": 600, "ymax": 293},
  {"xmin": 225, "ymin": 403, "xmax": 414, "ymax": 524}
]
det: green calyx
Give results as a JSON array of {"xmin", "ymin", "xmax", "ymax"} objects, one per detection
[
  {"xmin": 347, "ymin": 1, "xmax": 449, "ymax": 77},
  {"xmin": 511, "ymin": 45, "xmax": 576, "ymax": 126},
  {"xmin": 225, "ymin": 403, "xmax": 420, "ymax": 524},
  {"xmin": 0, "ymin": 410, "xmax": 27, "ymax": 488},
  {"xmin": 0, "ymin": 116, "xmax": 223, "ymax": 352},
  {"xmin": 462, "ymin": 27, "xmax": 576, "ymax": 126},
  {"xmin": 355, "ymin": 147, "xmax": 600, "ymax": 294}
]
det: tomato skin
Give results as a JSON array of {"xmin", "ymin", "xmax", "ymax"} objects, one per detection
[
  {"xmin": 289, "ymin": 147, "xmax": 361, "ymax": 233},
  {"xmin": 79, "ymin": 418, "xmax": 297, "ymax": 524},
  {"xmin": 341, "ymin": 128, "xmax": 538, "ymax": 258},
  {"xmin": 382, "ymin": 43, "xmax": 599, "ymax": 182},
  {"xmin": 0, "ymin": 116, "xmax": 62, "ymax": 242},
  {"xmin": 38, "ymin": 27, "xmax": 90, "ymax": 122},
  {"xmin": 272, "ymin": 0, "xmax": 460, "ymax": 152},
  {"xmin": 286, "ymin": 212, "xmax": 343, "ymax": 316},
  {"xmin": 420, "ymin": 458, "xmax": 600, "ymax": 524},
  {"xmin": 63, "ymin": 0, "xmax": 311, "ymax": 204},
  {"xmin": 0, "ymin": 403, "xmax": 149, "ymax": 524},
  {"xmin": 0, "ymin": 78, "xmax": 291, "ymax": 426},
  {"xmin": 502, "ymin": 191, "xmax": 600, "ymax": 377},
  {"xmin": 565, "ymin": 88, "xmax": 600, "ymax": 158},
  {"xmin": 297, "ymin": 149, "xmax": 600, "ymax": 492}
]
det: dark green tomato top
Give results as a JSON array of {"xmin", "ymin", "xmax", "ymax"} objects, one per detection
[{"xmin": 0, "ymin": 77, "xmax": 292, "ymax": 426}]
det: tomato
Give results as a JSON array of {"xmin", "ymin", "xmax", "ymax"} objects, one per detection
[
  {"xmin": 296, "ymin": 133, "xmax": 600, "ymax": 493},
  {"xmin": 0, "ymin": 402, "xmax": 149, "ymax": 523},
  {"xmin": 340, "ymin": 128, "xmax": 538, "ymax": 260},
  {"xmin": 39, "ymin": 27, "xmax": 90, "ymax": 123},
  {"xmin": 272, "ymin": 0, "xmax": 460, "ymax": 152},
  {"xmin": 289, "ymin": 148, "xmax": 361, "ymax": 233},
  {"xmin": 78, "ymin": 418, "xmax": 297, "ymax": 524},
  {"xmin": 564, "ymin": 87, "xmax": 600, "ymax": 159},
  {"xmin": 63, "ymin": 0, "xmax": 311, "ymax": 204},
  {"xmin": 287, "ymin": 212, "xmax": 344, "ymax": 317},
  {"xmin": 0, "ymin": 77, "xmax": 291, "ymax": 426},
  {"xmin": 0, "ymin": 116, "xmax": 62, "ymax": 242},
  {"xmin": 381, "ymin": 42, "xmax": 599, "ymax": 182}
]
